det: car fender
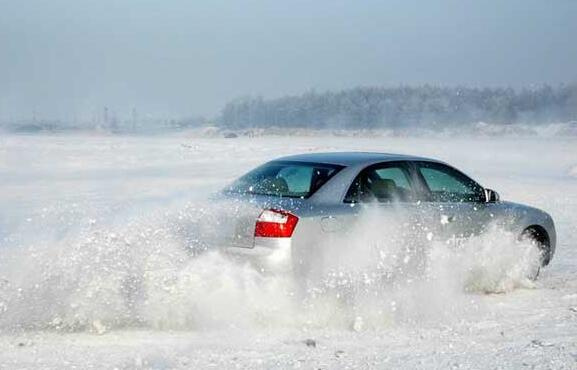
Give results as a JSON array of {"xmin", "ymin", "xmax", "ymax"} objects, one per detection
[{"xmin": 491, "ymin": 201, "xmax": 556, "ymax": 260}]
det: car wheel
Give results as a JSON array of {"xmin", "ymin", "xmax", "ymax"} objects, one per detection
[{"xmin": 520, "ymin": 227, "xmax": 549, "ymax": 281}]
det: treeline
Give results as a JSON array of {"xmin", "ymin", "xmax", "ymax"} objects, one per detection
[
  {"xmin": 219, "ymin": 85, "xmax": 577, "ymax": 129},
  {"xmin": 0, "ymin": 116, "xmax": 207, "ymax": 134}
]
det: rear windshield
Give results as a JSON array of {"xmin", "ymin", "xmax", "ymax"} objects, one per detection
[{"xmin": 226, "ymin": 161, "xmax": 344, "ymax": 198}]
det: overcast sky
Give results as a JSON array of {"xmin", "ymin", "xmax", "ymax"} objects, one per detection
[{"xmin": 1, "ymin": 0, "xmax": 576, "ymax": 120}]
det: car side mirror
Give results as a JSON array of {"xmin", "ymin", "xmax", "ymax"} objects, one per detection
[{"xmin": 485, "ymin": 188, "xmax": 500, "ymax": 203}]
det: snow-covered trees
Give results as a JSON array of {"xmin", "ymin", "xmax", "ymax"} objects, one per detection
[{"xmin": 219, "ymin": 84, "xmax": 577, "ymax": 129}]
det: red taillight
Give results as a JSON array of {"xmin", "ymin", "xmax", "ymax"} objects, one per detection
[{"xmin": 254, "ymin": 209, "xmax": 299, "ymax": 238}]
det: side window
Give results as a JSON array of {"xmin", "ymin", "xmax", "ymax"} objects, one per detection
[
  {"xmin": 344, "ymin": 163, "xmax": 414, "ymax": 203},
  {"xmin": 416, "ymin": 162, "xmax": 484, "ymax": 203}
]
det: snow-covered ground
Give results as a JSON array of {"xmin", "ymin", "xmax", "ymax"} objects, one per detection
[{"xmin": 0, "ymin": 133, "xmax": 576, "ymax": 369}]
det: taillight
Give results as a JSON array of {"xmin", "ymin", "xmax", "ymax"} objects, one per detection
[{"xmin": 254, "ymin": 209, "xmax": 299, "ymax": 238}]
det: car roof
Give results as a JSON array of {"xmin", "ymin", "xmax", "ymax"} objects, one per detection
[{"xmin": 274, "ymin": 151, "xmax": 440, "ymax": 166}]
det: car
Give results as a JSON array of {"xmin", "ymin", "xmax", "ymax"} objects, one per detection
[{"xmin": 220, "ymin": 152, "xmax": 556, "ymax": 280}]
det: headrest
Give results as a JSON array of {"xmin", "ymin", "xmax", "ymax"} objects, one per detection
[{"xmin": 368, "ymin": 178, "xmax": 397, "ymax": 199}]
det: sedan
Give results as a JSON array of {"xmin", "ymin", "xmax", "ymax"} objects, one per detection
[{"xmin": 220, "ymin": 152, "xmax": 556, "ymax": 280}]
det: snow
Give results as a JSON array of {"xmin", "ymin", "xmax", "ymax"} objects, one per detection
[{"xmin": 0, "ymin": 133, "xmax": 576, "ymax": 368}]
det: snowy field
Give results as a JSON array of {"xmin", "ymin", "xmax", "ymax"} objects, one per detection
[{"xmin": 0, "ymin": 133, "xmax": 576, "ymax": 369}]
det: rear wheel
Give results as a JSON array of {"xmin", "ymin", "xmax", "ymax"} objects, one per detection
[{"xmin": 520, "ymin": 227, "xmax": 550, "ymax": 280}]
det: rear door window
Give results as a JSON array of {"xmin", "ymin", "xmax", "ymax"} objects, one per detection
[
  {"xmin": 344, "ymin": 162, "xmax": 415, "ymax": 203},
  {"xmin": 227, "ymin": 161, "xmax": 343, "ymax": 198}
]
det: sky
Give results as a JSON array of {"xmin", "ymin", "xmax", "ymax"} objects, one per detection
[{"xmin": 1, "ymin": 0, "xmax": 576, "ymax": 121}]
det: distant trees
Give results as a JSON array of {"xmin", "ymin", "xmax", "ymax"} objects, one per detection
[
  {"xmin": 219, "ymin": 84, "xmax": 577, "ymax": 129},
  {"xmin": 0, "ymin": 114, "xmax": 208, "ymax": 134}
]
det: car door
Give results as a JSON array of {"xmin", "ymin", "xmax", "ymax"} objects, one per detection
[
  {"xmin": 317, "ymin": 162, "xmax": 424, "ymax": 242},
  {"xmin": 313, "ymin": 161, "xmax": 432, "ymax": 280},
  {"xmin": 411, "ymin": 161, "xmax": 491, "ymax": 246}
]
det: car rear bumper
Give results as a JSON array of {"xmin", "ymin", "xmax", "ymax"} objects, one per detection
[{"xmin": 224, "ymin": 237, "xmax": 293, "ymax": 273}]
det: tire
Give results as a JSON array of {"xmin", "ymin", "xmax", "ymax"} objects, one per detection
[{"xmin": 520, "ymin": 228, "xmax": 549, "ymax": 281}]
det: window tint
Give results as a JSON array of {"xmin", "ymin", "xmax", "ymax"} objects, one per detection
[
  {"xmin": 277, "ymin": 166, "xmax": 312, "ymax": 194},
  {"xmin": 226, "ymin": 161, "xmax": 343, "ymax": 198},
  {"xmin": 374, "ymin": 168, "xmax": 411, "ymax": 190},
  {"xmin": 345, "ymin": 163, "xmax": 414, "ymax": 203},
  {"xmin": 416, "ymin": 162, "xmax": 484, "ymax": 203}
]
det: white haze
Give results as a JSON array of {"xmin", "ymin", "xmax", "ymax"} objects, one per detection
[{"xmin": 0, "ymin": 133, "xmax": 576, "ymax": 368}]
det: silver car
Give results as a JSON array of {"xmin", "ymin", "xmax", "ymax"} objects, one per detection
[{"xmin": 221, "ymin": 152, "xmax": 556, "ymax": 279}]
